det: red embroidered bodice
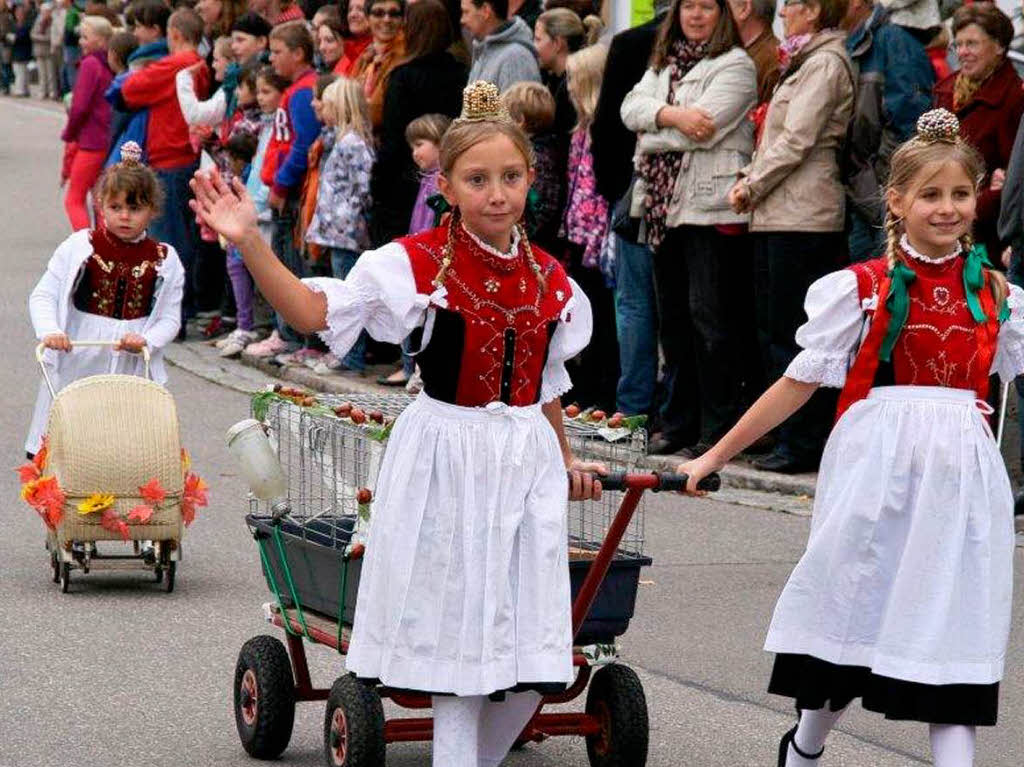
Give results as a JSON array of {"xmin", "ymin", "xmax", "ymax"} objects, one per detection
[
  {"xmin": 73, "ymin": 228, "xmax": 166, "ymax": 320},
  {"xmin": 399, "ymin": 225, "xmax": 573, "ymax": 407},
  {"xmin": 836, "ymin": 254, "xmax": 1001, "ymax": 419}
]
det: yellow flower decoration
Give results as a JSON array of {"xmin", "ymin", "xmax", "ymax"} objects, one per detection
[
  {"xmin": 78, "ymin": 493, "xmax": 115, "ymax": 515},
  {"xmin": 181, "ymin": 448, "xmax": 191, "ymax": 474},
  {"xmin": 20, "ymin": 478, "xmax": 40, "ymax": 502}
]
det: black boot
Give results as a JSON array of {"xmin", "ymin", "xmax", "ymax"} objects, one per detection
[{"xmin": 777, "ymin": 725, "xmax": 824, "ymax": 766}]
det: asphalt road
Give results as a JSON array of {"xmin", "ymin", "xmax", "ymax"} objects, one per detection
[{"xmin": 1, "ymin": 97, "xmax": 1022, "ymax": 767}]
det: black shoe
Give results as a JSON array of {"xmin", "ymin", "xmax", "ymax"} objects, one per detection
[
  {"xmin": 753, "ymin": 451, "xmax": 818, "ymax": 474},
  {"xmin": 679, "ymin": 442, "xmax": 713, "ymax": 459},
  {"xmin": 648, "ymin": 435, "xmax": 689, "ymax": 456},
  {"xmin": 778, "ymin": 724, "xmax": 824, "ymax": 766}
]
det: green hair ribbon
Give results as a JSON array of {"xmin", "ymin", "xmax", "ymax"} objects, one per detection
[{"xmin": 962, "ymin": 244, "xmax": 1010, "ymax": 322}]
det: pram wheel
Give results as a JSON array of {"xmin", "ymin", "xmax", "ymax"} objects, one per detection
[
  {"xmin": 164, "ymin": 562, "xmax": 176, "ymax": 593},
  {"xmin": 322, "ymin": 675, "xmax": 385, "ymax": 767},
  {"xmin": 584, "ymin": 664, "xmax": 649, "ymax": 767},
  {"xmin": 50, "ymin": 551, "xmax": 60, "ymax": 584},
  {"xmin": 234, "ymin": 635, "xmax": 295, "ymax": 759},
  {"xmin": 59, "ymin": 562, "xmax": 70, "ymax": 593}
]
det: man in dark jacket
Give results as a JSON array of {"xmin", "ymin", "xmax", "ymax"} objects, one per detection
[
  {"xmin": 591, "ymin": 6, "xmax": 692, "ymax": 451},
  {"xmin": 843, "ymin": 0, "xmax": 934, "ymax": 261}
]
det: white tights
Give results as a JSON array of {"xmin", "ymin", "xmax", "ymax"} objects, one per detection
[
  {"xmin": 784, "ymin": 705, "xmax": 976, "ymax": 767},
  {"xmin": 432, "ymin": 691, "xmax": 541, "ymax": 767},
  {"xmin": 929, "ymin": 724, "xmax": 976, "ymax": 767}
]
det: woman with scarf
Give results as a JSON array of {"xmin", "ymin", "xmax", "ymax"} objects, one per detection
[
  {"xmin": 726, "ymin": 0, "xmax": 855, "ymax": 475},
  {"xmin": 934, "ymin": 2, "xmax": 1024, "ymax": 261},
  {"xmin": 350, "ymin": 0, "xmax": 406, "ymax": 130},
  {"xmin": 620, "ymin": 0, "xmax": 757, "ymax": 457}
]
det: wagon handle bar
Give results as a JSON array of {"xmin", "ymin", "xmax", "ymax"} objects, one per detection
[
  {"xmin": 35, "ymin": 341, "xmax": 151, "ymax": 398},
  {"xmin": 579, "ymin": 470, "xmax": 721, "ymax": 494},
  {"xmin": 569, "ymin": 471, "xmax": 720, "ymax": 641}
]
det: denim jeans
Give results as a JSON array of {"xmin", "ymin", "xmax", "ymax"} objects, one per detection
[
  {"xmin": 329, "ymin": 248, "xmax": 368, "ymax": 372},
  {"xmin": 848, "ymin": 207, "xmax": 884, "ymax": 263},
  {"xmin": 61, "ymin": 44, "xmax": 80, "ymax": 95},
  {"xmin": 613, "ymin": 234, "xmax": 658, "ymax": 416},
  {"xmin": 150, "ymin": 162, "xmax": 200, "ymax": 321},
  {"xmin": 272, "ymin": 197, "xmax": 303, "ymax": 343}
]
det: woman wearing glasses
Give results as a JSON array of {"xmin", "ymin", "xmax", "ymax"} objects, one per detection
[
  {"xmin": 349, "ymin": 0, "xmax": 406, "ymax": 128},
  {"xmin": 934, "ymin": 2, "xmax": 1024, "ymax": 260},
  {"xmin": 726, "ymin": 0, "xmax": 855, "ymax": 476}
]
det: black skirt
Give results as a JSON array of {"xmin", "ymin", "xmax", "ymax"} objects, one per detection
[{"xmin": 768, "ymin": 653, "xmax": 999, "ymax": 727}]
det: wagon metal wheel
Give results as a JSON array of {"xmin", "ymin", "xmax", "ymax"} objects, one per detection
[
  {"xmin": 234, "ymin": 635, "xmax": 295, "ymax": 759},
  {"xmin": 322, "ymin": 675, "xmax": 385, "ymax": 767},
  {"xmin": 584, "ymin": 664, "xmax": 649, "ymax": 767}
]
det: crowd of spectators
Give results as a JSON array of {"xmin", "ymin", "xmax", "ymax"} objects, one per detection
[{"xmin": 5, "ymin": 0, "xmax": 1024, "ymax": 474}]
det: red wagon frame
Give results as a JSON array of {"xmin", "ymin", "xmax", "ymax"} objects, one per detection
[{"xmin": 234, "ymin": 471, "xmax": 715, "ymax": 766}]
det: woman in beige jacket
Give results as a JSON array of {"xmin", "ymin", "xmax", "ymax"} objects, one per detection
[
  {"xmin": 620, "ymin": 0, "xmax": 757, "ymax": 456},
  {"xmin": 727, "ymin": 0, "xmax": 855, "ymax": 474}
]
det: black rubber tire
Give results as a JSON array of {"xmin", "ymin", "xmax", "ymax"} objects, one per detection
[
  {"xmin": 584, "ymin": 664, "xmax": 649, "ymax": 767},
  {"xmin": 234, "ymin": 635, "xmax": 296, "ymax": 759},
  {"xmin": 322, "ymin": 675, "xmax": 386, "ymax": 767},
  {"xmin": 154, "ymin": 566, "xmax": 164, "ymax": 583},
  {"xmin": 164, "ymin": 562, "xmax": 176, "ymax": 593},
  {"xmin": 51, "ymin": 552, "xmax": 60, "ymax": 584},
  {"xmin": 60, "ymin": 562, "xmax": 70, "ymax": 593}
]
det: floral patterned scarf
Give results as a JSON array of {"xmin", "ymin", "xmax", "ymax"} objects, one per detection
[
  {"xmin": 636, "ymin": 39, "xmax": 708, "ymax": 250},
  {"xmin": 952, "ymin": 57, "xmax": 1001, "ymax": 111}
]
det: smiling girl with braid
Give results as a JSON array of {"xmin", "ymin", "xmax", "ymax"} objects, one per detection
[
  {"xmin": 191, "ymin": 81, "xmax": 604, "ymax": 767},
  {"xmin": 682, "ymin": 109, "xmax": 1024, "ymax": 767}
]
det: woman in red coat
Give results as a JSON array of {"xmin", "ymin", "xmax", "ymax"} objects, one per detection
[{"xmin": 934, "ymin": 2, "xmax": 1024, "ymax": 258}]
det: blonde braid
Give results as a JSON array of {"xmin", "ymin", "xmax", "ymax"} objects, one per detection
[
  {"xmin": 961, "ymin": 232, "xmax": 1011, "ymax": 309},
  {"xmin": 519, "ymin": 223, "xmax": 547, "ymax": 293},
  {"xmin": 883, "ymin": 214, "xmax": 902, "ymax": 274},
  {"xmin": 433, "ymin": 208, "xmax": 460, "ymax": 288}
]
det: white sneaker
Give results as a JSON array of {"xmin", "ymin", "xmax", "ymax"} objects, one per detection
[{"xmin": 219, "ymin": 329, "xmax": 261, "ymax": 358}]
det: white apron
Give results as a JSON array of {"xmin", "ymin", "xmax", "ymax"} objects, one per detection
[
  {"xmin": 345, "ymin": 393, "xmax": 574, "ymax": 696},
  {"xmin": 764, "ymin": 386, "xmax": 1015, "ymax": 686}
]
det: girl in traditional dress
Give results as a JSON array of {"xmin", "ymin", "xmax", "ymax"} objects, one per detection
[
  {"xmin": 28, "ymin": 142, "xmax": 185, "ymax": 457},
  {"xmin": 681, "ymin": 109, "xmax": 1024, "ymax": 767},
  {"xmin": 190, "ymin": 80, "xmax": 602, "ymax": 767}
]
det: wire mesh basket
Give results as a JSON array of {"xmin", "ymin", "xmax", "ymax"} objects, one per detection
[
  {"xmin": 246, "ymin": 391, "xmax": 651, "ymax": 641},
  {"xmin": 249, "ymin": 392, "xmax": 648, "ymax": 558}
]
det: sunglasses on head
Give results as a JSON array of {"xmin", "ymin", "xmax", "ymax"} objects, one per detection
[{"xmin": 369, "ymin": 8, "xmax": 403, "ymax": 18}]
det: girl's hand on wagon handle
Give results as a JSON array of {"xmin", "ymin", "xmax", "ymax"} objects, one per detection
[
  {"xmin": 567, "ymin": 458, "xmax": 607, "ymax": 502},
  {"xmin": 676, "ymin": 453, "xmax": 725, "ymax": 497},
  {"xmin": 116, "ymin": 333, "xmax": 147, "ymax": 353},
  {"xmin": 42, "ymin": 332, "xmax": 71, "ymax": 352}
]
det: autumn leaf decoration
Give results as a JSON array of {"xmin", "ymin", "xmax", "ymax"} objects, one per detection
[
  {"xmin": 182, "ymin": 473, "xmax": 209, "ymax": 527},
  {"xmin": 15, "ymin": 438, "xmax": 65, "ymax": 530}
]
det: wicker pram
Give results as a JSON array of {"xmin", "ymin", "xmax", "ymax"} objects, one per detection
[{"xmin": 46, "ymin": 373, "xmax": 184, "ymax": 545}]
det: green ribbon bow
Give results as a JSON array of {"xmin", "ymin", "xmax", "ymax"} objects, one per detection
[
  {"xmin": 962, "ymin": 244, "xmax": 1010, "ymax": 322},
  {"xmin": 880, "ymin": 260, "xmax": 917, "ymax": 362}
]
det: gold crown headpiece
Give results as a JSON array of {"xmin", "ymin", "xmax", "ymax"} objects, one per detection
[
  {"xmin": 454, "ymin": 80, "xmax": 513, "ymax": 126},
  {"xmin": 915, "ymin": 109, "xmax": 960, "ymax": 144},
  {"xmin": 119, "ymin": 141, "xmax": 144, "ymax": 165}
]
